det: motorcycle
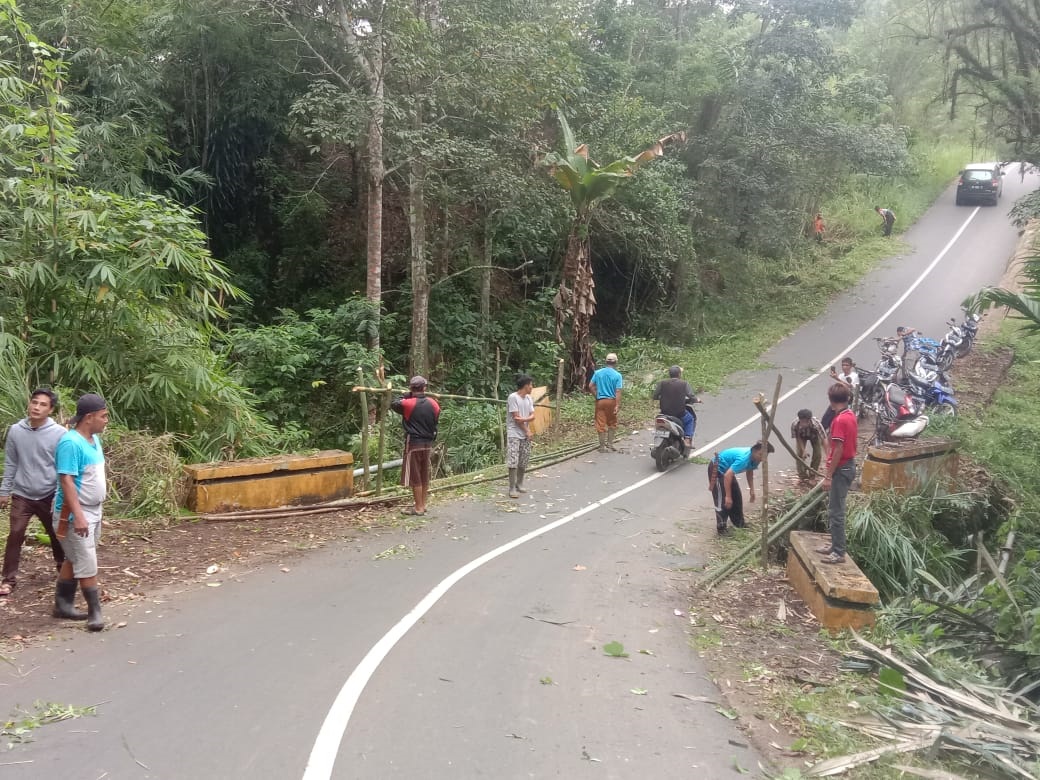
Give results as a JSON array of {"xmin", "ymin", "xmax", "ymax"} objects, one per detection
[
  {"xmin": 906, "ymin": 360, "xmax": 957, "ymax": 417},
  {"xmin": 873, "ymin": 381, "xmax": 929, "ymax": 446},
  {"xmin": 956, "ymin": 309, "xmax": 982, "ymax": 358},
  {"xmin": 651, "ymin": 398, "xmax": 699, "ymax": 472},
  {"xmin": 936, "ymin": 318, "xmax": 963, "ymax": 372}
]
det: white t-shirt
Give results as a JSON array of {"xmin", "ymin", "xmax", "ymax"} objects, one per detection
[
  {"xmin": 838, "ymin": 369, "xmax": 860, "ymax": 388},
  {"xmin": 506, "ymin": 392, "xmax": 534, "ymax": 440}
]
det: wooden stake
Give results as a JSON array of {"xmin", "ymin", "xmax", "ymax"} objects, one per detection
[
  {"xmin": 376, "ymin": 382, "xmax": 390, "ymax": 495},
  {"xmin": 357, "ymin": 367, "xmax": 370, "ymax": 492},
  {"xmin": 554, "ymin": 357, "xmax": 565, "ymax": 431}
]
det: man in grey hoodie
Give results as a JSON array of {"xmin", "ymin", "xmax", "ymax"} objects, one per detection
[{"xmin": 0, "ymin": 389, "xmax": 66, "ymax": 596}]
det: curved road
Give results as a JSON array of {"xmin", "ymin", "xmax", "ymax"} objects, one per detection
[{"xmin": 2, "ymin": 172, "xmax": 1033, "ymax": 779}]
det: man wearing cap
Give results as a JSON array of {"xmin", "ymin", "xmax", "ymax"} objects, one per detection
[
  {"xmin": 652, "ymin": 366, "xmax": 696, "ymax": 449},
  {"xmin": 0, "ymin": 389, "xmax": 66, "ymax": 597},
  {"xmin": 52, "ymin": 393, "xmax": 110, "ymax": 631},
  {"xmin": 589, "ymin": 353, "xmax": 623, "ymax": 452},
  {"xmin": 391, "ymin": 377, "xmax": 441, "ymax": 516}
]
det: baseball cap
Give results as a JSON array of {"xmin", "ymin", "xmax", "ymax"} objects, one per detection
[
  {"xmin": 605, "ymin": 353, "xmax": 618, "ymax": 363},
  {"xmin": 409, "ymin": 375, "xmax": 428, "ymax": 389},
  {"xmin": 76, "ymin": 393, "xmax": 107, "ymax": 417}
]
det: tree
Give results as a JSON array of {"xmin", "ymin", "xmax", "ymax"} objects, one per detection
[
  {"xmin": 543, "ymin": 110, "xmax": 685, "ymax": 386},
  {"xmin": 0, "ymin": 0, "xmax": 276, "ymax": 459}
]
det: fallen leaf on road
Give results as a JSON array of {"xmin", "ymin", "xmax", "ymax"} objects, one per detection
[
  {"xmin": 573, "ymin": 564, "xmax": 586, "ymax": 571},
  {"xmin": 205, "ymin": 564, "xmax": 219, "ymax": 575},
  {"xmin": 716, "ymin": 707, "xmax": 738, "ymax": 720},
  {"xmin": 206, "ymin": 582, "xmax": 221, "ymax": 587},
  {"xmin": 674, "ymin": 608, "xmax": 685, "ymax": 617},
  {"xmin": 630, "ymin": 688, "xmax": 648, "ymax": 695},
  {"xmin": 280, "ymin": 567, "xmax": 290, "ymax": 573},
  {"xmin": 116, "ymin": 621, "xmax": 127, "ymax": 628},
  {"xmin": 673, "ymin": 693, "xmax": 716, "ymax": 704}
]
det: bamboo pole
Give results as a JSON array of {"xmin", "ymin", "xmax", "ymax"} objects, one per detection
[
  {"xmin": 752, "ymin": 398, "xmax": 823, "ymax": 477},
  {"xmin": 351, "ymin": 386, "xmax": 553, "ymax": 408},
  {"xmin": 357, "ymin": 367, "xmax": 370, "ymax": 493},
  {"xmin": 495, "ymin": 345, "xmax": 504, "ymax": 456},
  {"xmin": 554, "ymin": 357, "xmax": 565, "ymax": 432},
  {"xmin": 376, "ymin": 382, "xmax": 390, "ymax": 495},
  {"xmin": 759, "ymin": 376, "xmax": 783, "ymax": 566},
  {"xmin": 703, "ymin": 486, "xmax": 825, "ymax": 591}
]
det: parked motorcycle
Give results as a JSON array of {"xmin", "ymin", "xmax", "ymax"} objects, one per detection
[
  {"xmin": 906, "ymin": 361, "xmax": 957, "ymax": 417},
  {"xmin": 936, "ymin": 318, "xmax": 963, "ymax": 372},
  {"xmin": 873, "ymin": 381, "xmax": 929, "ymax": 445},
  {"xmin": 650, "ymin": 398, "xmax": 699, "ymax": 472},
  {"xmin": 956, "ymin": 309, "xmax": 982, "ymax": 358}
]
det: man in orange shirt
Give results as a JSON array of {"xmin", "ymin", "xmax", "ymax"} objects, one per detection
[{"xmin": 813, "ymin": 213, "xmax": 824, "ymax": 242}]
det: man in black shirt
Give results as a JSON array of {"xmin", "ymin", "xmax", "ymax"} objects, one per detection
[{"xmin": 652, "ymin": 366, "xmax": 696, "ymax": 448}]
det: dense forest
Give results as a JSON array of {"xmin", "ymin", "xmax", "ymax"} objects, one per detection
[{"xmin": 1, "ymin": 0, "xmax": 1038, "ymax": 460}]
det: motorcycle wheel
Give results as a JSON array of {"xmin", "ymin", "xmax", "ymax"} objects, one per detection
[
  {"xmin": 654, "ymin": 450, "xmax": 668, "ymax": 472},
  {"xmin": 954, "ymin": 340, "xmax": 972, "ymax": 359},
  {"xmin": 934, "ymin": 402, "xmax": 956, "ymax": 417},
  {"xmin": 937, "ymin": 351, "xmax": 954, "ymax": 372}
]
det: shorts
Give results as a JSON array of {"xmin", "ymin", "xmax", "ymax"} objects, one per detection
[
  {"xmin": 55, "ymin": 503, "xmax": 103, "ymax": 579},
  {"xmin": 402, "ymin": 442, "xmax": 433, "ymax": 488},
  {"xmin": 594, "ymin": 398, "xmax": 618, "ymax": 432},
  {"xmin": 506, "ymin": 437, "xmax": 532, "ymax": 468}
]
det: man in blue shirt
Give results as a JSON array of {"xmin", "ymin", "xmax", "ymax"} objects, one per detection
[
  {"xmin": 708, "ymin": 441, "xmax": 773, "ymax": 534},
  {"xmin": 588, "ymin": 353, "xmax": 623, "ymax": 452},
  {"xmin": 53, "ymin": 393, "xmax": 110, "ymax": 631}
]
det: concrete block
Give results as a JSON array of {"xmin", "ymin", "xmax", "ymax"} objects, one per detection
[
  {"xmin": 184, "ymin": 450, "xmax": 354, "ymax": 513},
  {"xmin": 786, "ymin": 531, "xmax": 879, "ymax": 631}
]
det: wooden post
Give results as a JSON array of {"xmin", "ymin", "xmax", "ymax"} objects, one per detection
[
  {"xmin": 554, "ymin": 357, "xmax": 565, "ymax": 431},
  {"xmin": 357, "ymin": 367, "xmax": 370, "ymax": 492},
  {"xmin": 760, "ymin": 375, "xmax": 783, "ymax": 567},
  {"xmin": 376, "ymin": 382, "xmax": 390, "ymax": 495},
  {"xmin": 495, "ymin": 346, "xmax": 504, "ymax": 455}
]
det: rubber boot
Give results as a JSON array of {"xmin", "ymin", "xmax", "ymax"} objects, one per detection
[
  {"xmin": 82, "ymin": 586, "xmax": 104, "ymax": 632},
  {"xmin": 508, "ymin": 468, "xmax": 520, "ymax": 499},
  {"xmin": 606, "ymin": 428, "xmax": 618, "ymax": 451},
  {"xmin": 598, "ymin": 432, "xmax": 607, "ymax": 453},
  {"xmin": 516, "ymin": 467, "xmax": 527, "ymax": 493},
  {"xmin": 53, "ymin": 579, "xmax": 87, "ymax": 620}
]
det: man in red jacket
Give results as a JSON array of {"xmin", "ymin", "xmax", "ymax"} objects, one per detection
[{"xmin": 390, "ymin": 376, "xmax": 441, "ymax": 516}]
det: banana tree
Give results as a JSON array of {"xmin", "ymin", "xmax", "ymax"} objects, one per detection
[{"xmin": 543, "ymin": 110, "xmax": 685, "ymax": 387}]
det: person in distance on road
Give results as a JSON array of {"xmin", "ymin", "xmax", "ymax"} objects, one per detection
[
  {"xmin": 813, "ymin": 212, "xmax": 825, "ymax": 242},
  {"xmin": 874, "ymin": 205, "xmax": 896, "ymax": 237},
  {"xmin": 589, "ymin": 353, "xmax": 623, "ymax": 453},
  {"xmin": 818, "ymin": 383, "xmax": 858, "ymax": 565},
  {"xmin": 652, "ymin": 365, "xmax": 696, "ymax": 449},
  {"xmin": 707, "ymin": 441, "xmax": 774, "ymax": 535},
  {"xmin": 790, "ymin": 409, "xmax": 826, "ymax": 482},
  {"xmin": 391, "ymin": 376, "xmax": 441, "ymax": 517},
  {"xmin": 0, "ymin": 389, "xmax": 66, "ymax": 598},
  {"xmin": 53, "ymin": 393, "xmax": 111, "ymax": 631},
  {"xmin": 506, "ymin": 374, "xmax": 536, "ymax": 499}
]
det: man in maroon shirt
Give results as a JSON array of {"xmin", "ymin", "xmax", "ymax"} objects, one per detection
[
  {"xmin": 390, "ymin": 376, "xmax": 441, "ymax": 516},
  {"xmin": 818, "ymin": 383, "xmax": 858, "ymax": 564}
]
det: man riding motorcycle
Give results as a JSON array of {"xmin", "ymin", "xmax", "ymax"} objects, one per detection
[{"xmin": 652, "ymin": 366, "xmax": 696, "ymax": 449}]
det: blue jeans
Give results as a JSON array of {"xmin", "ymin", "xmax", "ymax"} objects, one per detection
[
  {"xmin": 682, "ymin": 410, "xmax": 695, "ymax": 439},
  {"xmin": 827, "ymin": 460, "xmax": 856, "ymax": 556}
]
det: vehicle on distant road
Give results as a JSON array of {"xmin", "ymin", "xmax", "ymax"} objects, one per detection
[{"xmin": 955, "ymin": 162, "xmax": 1004, "ymax": 206}]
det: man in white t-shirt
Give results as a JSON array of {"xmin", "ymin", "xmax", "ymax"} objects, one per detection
[
  {"xmin": 506, "ymin": 375, "xmax": 536, "ymax": 498},
  {"xmin": 827, "ymin": 357, "xmax": 860, "ymax": 422}
]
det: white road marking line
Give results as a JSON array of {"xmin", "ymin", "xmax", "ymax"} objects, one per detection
[{"xmin": 303, "ymin": 207, "xmax": 979, "ymax": 779}]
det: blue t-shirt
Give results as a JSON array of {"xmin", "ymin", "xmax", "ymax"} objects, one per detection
[
  {"xmin": 590, "ymin": 366, "xmax": 623, "ymax": 400},
  {"xmin": 716, "ymin": 447, "xmax": 759, "ymax": 476},
  {"xmin": 55, "ymin": 430, "xmax": 107, "ymax": 511}
]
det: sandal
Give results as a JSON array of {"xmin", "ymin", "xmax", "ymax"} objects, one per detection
[
  {"xmin": 401, "ymin": 507, "xmax": 426, "ymax": 516},
  {"xmin": 820, "ymin": 552, "xmax": 846, "ymax": 565},
  {"xmin": 0, "ymin": 583, "xmax": 12, "ymax": 597},
  {"xmin": 815, "ymin": 545, "xmax": 833, "ymax": 555}
]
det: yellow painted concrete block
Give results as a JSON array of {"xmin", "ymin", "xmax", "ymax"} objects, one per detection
[
  {"xmin": 786, "ymin": 531, "xmax": 879, "ymax": 631},
  {"xmin": 184, "ymin": 450, "xmax": 354, "ymax": 513},
  {"xmin": 860, "ymin": 438, "xmax": 958, "ymax": 493}
]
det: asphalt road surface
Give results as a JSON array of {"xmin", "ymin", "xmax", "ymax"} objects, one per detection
[{"xmin": 1, "ymin": 171, "xmax": 1032, "ymax": 779}]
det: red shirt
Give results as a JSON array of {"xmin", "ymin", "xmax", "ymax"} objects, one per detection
[{"xmin": 827, "ymin": 408, "xmax": 857, "ymax": 468}]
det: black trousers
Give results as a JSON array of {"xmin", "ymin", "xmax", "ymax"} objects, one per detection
[{"xmin": 712, "ymin": 477, "xmax": 745, "ymax": 530}]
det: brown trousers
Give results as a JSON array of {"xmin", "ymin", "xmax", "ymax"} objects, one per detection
[{"xmin": 3, "ymin": 493, "xmax": 65, "ymax": 586}]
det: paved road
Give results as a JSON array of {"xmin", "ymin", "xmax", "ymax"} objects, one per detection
[{"xmin": 1, "ymin": 171, "xmax": 1031, "ymax": 779}]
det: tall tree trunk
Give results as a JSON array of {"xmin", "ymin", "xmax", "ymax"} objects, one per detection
[
  {"xmin": 408, "ymin": 152, "xmax": 429, "ymax": 377},
  {"xmin": 479, "ymin": 216, "xmax": 492, "ymax": 379},
  {"xmin": 366, "ymin": 85, "xmax": 384, "ymax": 353}
]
